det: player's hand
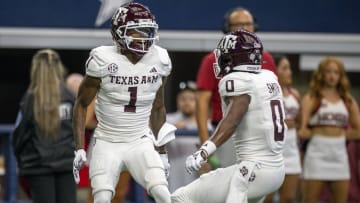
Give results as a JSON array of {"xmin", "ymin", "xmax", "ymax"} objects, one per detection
[
  {"xmin": 199, "ymin": 163, "xmax": 212, "ymax": 175},
  {"xmin": 74, "ymin": 149, "xmax": 87, "ymax": 169},
  {"xmin": 198, "ymin": 156, "xmax": 221, "ymax": 175},
  {"xmin": 185, "ymin": 150, "xmax": 207, "ymax": 174},
  {"xmin": 73, "ymin": 149, "xmax": 87, "ymax": 184},
  {"xmin": 298, "ymin": 128, "xmax": 312, "ymax": 139},
  {"xmin": 159, "ymin": 153, "xmax": 170, "ymax": 179}
]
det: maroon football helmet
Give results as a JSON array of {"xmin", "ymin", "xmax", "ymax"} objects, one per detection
[
  {"xmin": 213, "ymin": 29, "xmax": 263, "ymax": 78},
  {"xmin": 111, "ymin": 2, "xmax": 158, "ymax": 56}
]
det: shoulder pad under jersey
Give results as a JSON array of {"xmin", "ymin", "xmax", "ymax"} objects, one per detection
[
  {"xmin": 219, "ymin": 73, "xmax": 253, "ymax": 97},
  {"xmin": 86, "ymin": 46, "xmax": 114, "ymax": 78},
  {"xmin": 153, "ymin": 45, "xmax": 172, "ymax": 76}
]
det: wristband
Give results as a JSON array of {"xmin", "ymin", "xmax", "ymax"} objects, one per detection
[{"xmin": 200, "ymin": 140, "xmax": 217, "ymax": 158}]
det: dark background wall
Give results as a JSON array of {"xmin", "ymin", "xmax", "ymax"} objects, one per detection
[
  {"xmin": 0, "ymin": 49, "xmax": 205, "ymax": 123},
  {"xmin": 2, "ymin": 49, "xmax": 360, "ymax": 124}
]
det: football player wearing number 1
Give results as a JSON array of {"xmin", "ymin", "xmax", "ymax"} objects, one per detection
[
  {"xmin": 171, "ymin": 30, "xmax": 286, "ymax": 203},
  {"xmin": 72, "ymin": 2, "xmax": 175, "ymax": 203}
]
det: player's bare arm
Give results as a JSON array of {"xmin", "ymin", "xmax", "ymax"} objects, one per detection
[
  {"xmin": 85, "ymin": 98, "xmax": 97, "ymax": 129},
  {"xmin": 150, "ymin": 76, "xmax": 167, "ymax": 152},
  {"xmin": 73, "ymin": 75, "xmax": 101, "ymax": 149},
  {"xmin": 210, "ymin": 94, "xmax": 250, "ymax": 148},
  {"xmin": 297, "ymin": 94, "xmax": 313, "ymax": 139},
  {"xmin": 185, "ymin": 94, "xmax": 250, "ymax": 173},
  {"xmin": 196, "ymin": 90, "xmax": 212, "ymax": 144}
]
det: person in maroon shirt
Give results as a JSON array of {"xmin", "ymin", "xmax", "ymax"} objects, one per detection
[{"xmin": 196, "ymin": 7, "xmax": 276, "ymax": 172}]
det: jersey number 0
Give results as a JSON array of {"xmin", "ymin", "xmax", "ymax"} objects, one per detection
[
  {"xmin": 225, "ymin": 80, "xmax": 285, "ymax": 142},
  {"xmin": 270, "ymin": 100, "xmax": 285, "ymax": 141}
]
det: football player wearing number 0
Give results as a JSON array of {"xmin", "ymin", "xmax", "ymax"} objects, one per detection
[
  {"xmin": 72, "ymin": 2, "xmax": 175, "ymax": 203},
  {"xmin": 171, "ymin": 30, "xmax": 286, "ymax": 203}
]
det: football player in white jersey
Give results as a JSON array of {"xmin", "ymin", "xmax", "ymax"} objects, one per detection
[
  {"xmin": 171, "ymin": 30, "xmax": 286, "ymax": 203},
  {"xmin": 72, "ymin": 2, "xmax": 175, "ymax": 203}
]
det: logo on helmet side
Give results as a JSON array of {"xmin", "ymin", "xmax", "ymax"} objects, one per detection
[
  {"xmin": 113, "ymin": 8, "xmax": 128, "ymax": 26},
  {"xmin": 218, "ymin": 35, "xmax": 237, "ymax": 53}
]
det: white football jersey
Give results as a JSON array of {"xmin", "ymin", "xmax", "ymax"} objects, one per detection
[
  {"xmin": 86, "ymin": 45, "xmax": 172, "ymax": 142},
  {"xmin": 218, "ymin": 69, "xmax": 286, "ymax": 167}
]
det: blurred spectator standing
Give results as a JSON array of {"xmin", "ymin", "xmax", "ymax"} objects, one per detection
[
  {"xmin": 298, "ymin": 56, "xmax": 360, "ymax": 203},
  {"xmin": 12, "ymin": 49, "xmax": 77, "ymax": 203},
  {"xmin": 167, "ymin": 81, "xmax": 212, "ymax": 130}
]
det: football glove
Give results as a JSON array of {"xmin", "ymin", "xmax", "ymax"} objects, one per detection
[
  {"xmin": 185, "ymin": 150, "xmax": 206, "ymax": 174},
  {"xmin": 73, "ymin": 149, "xmax": 87, "ymax": 184},
  {"xmin": 186, "ymin": 140, "xmax": 217, "ymax": 174}
]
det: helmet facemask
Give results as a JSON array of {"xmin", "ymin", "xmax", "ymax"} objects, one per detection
[
  {"xmin": 115, "ymin": 21, "xmax": 158, "ymax": 56},
  {"xmin": 111, "ymin": 2, "xmax": 159, "ymax": 56}
]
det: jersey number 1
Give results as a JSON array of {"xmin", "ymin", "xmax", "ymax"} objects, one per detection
[{"xmin": 124, "ymin": 87, "xmax": 137, "ymax": 112}]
